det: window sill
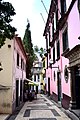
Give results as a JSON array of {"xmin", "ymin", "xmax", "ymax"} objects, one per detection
[{"xmin": 17, "ymin": 66, "xmax": 19, "ymax": 69}]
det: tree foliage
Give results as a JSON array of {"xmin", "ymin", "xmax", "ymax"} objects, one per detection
[
  {"xmin": 23, "ymin": 21, "xmax": 37, "ymax": 79},
  {"xmin": 0, "ymin": 0, "xmax": 16, "ymax": 48},
  {"xmin": 34, "ymin": 45, "xmax": 45, "ymax": 58}
]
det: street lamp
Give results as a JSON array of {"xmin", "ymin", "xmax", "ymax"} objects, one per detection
[
  {"xmin": 49, "ymin": 59, "xmax": 60, "ymax": 81},
  {"xmin": 49, "ymin": 59, "xmax": 59, "ymax": 70}
]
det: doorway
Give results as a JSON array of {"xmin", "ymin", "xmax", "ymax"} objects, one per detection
[
  {"xmin": 36, "ymin": 86, "xmax": 38, "ymax": 94},
  {"xmin": 20, "ymin": 80, "xmax": 22, "ymax": 101},
  {"xmin": 57, "ymin": 72, "xmax": 61, "ymax": 101},
  {"xmin": 75, "ymin": 66, "xmax": 80, "ymax": 108},
  {"xmin": 48, "ymin": 77, "xmax": 50, "ymax": 96},
  {"xmin": 16, "ymin": 80, "xmax": 19, "ymax": 107}
]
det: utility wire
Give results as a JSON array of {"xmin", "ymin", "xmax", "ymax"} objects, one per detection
[
  {"xmin": 40, "ymin": 13, "xmax": 45, "ymax": 24},
  {"xmin": 41, "ymin": 0, "xmax": 48, "ymax": 15}
]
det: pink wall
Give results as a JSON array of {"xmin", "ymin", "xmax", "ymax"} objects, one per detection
[
  {"xmin": 61, "ymin": 1, "xmax": 80, "ymax": 96},
  {"xmin": 59, "ymin": 30, "xmax": 70, "ymax": 96},
  {"xmin": 68, "ymin": 1, "xmax": 80, "ymax": 49},
  {"xmin": 61, "ymin": 57, "xmax": 70, "ymax": 96},
  {"xmin": 14, "ymin": 38, "xmax": 26, "ymax": 80},
  {"xmin": 11, "ymin": 37, "xmax": 27, "ymax": 102},
  {"xmin": 46, "ymin": 68, "xmax": 51, "ymax": 92},
  {"xmin": 46, "ymin": 0, "xmax": 80, "ymax": 98}
]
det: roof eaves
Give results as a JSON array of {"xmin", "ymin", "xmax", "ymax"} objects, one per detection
[{"xmin": 43, "ymin": 0, "xmax": 56, "ymax": 36}]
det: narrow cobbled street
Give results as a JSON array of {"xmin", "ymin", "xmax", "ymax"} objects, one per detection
[{"xmin": 7, "ymin": 94, "xmax": 73, "ymax": 120}]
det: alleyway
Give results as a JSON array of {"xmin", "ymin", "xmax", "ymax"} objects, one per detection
[{"xmin": 4, "ymin": 94, "xmax": 74, "ymax": 120}]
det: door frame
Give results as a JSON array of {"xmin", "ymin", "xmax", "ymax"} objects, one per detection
[
  {"xmin": 48, "ymin": 77, "xmax": 50, "ymax": 96},
  {"xmin": 57, "ymin": 72, "xmax": 61, "ymax": 102},
  {"xmin": 75, "ymin": 66, "xmax": 80, "ymax": 108}
]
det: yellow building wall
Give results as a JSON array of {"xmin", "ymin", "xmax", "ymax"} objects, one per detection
[
  {"xmin": 0, "ymin": 39, "xmax": 13, "ymax": 113},
  {"xmin": 41, "ymin": 57, "xmax": 47, "ymax": 91},
  {"xmin": 40, "ymin": 73, "xmax": 44, "ymax": 90}
]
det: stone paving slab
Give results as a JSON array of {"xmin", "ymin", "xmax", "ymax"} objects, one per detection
[
  {"xmin": 4, "ymin": 94, "xmax": 73, "ymax": 120},
  {"xmin": 27, "ymin": 105, "xmax": 49, "ymax": 109},
  {"xmin": 70, "ymin": 109, "xmax": 80, "ymax": 118},
  {"xmin": 46, "ymin": 103, "xmax": 52, "ymax": 106},
  {"xmin": 0, "ymin": 114, "xmax": 9, "ymax": 120},
  {"xmin": 23, "ymin": 110, "xmax": 30, "ymax": 117},
  {"xmin": 51, "ymin": 109, "xmax": 60, "ymax": 116},
  {"xmin": 29, "ymin": 118, "xmax": 57, "ymax": 120},
  {"xmin": 29, "ymin": 110, "xmax": 54, "ymax": 118}
]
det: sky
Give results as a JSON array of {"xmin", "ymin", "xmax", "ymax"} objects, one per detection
[{"xmin": 4, "ymin": 0, "xmax": 51, "ymax": 48}]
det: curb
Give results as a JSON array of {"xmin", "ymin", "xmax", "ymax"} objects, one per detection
[
  {"xmin": 44, "ymin": 94, "xmax": 79, "ymax": 120},
  {"xmin": 5, "ymin": 102, "xmax": 24, "ymax": 120},
  {"xmin": 5, "ymin": 114, "xmax": 11, "ymax": 120},
  {"xmin": 64, "ymin": 110, "xmax": 79, "ymax": 120}
]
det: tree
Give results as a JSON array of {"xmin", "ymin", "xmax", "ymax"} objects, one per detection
[
  {"xmin": 34, "ymin": 45, "xmax": 45, "ymax": 58},
  {"xmin": 0, "ymin": 0, "xmax": 16, "ymax": 48},
  {"xmin": 23, "ymin": 21, "xmax": 37, "ymax": 79}
]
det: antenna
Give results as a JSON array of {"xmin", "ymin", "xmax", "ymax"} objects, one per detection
[
  {"xmin": 41, "ymin": 0, "xmax": 48, "ymax": 15},
  {"xmin": 40, "ymin": 13, "xmax": 45, "ymax": 24}
]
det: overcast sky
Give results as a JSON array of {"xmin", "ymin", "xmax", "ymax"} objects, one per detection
[{"xmin": 4, "ymin": 0, "xmax": 51, "ymax": 48}]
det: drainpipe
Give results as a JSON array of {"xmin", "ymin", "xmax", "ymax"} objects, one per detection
[{"xmin": 59, "ymin": 30, "xmax": 63, "ymax": 102}]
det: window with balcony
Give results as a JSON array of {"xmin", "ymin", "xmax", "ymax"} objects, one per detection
[
  {"xmin": 23, "ymin": 61, "xmax": 24, "ymax": 70},
  {"xmin": 53, "ymin": 47, "xmax": 55, "ymax": 63},
  {"xmin": 60, "ymin": 0, "xmax": 66, "ymax": 15},
  {"xmin": 56, "ymin": 9, "xmax": 58, "ymax": 29},
  {"xmin": 23, "ymin": 62, "xmax": 26, "ymax": 71},
  {"xmin": 62, "ymin": 28, "xmax": 68, "ymax": 52},
  {"xmin": 17, "ymin": 53, "xmax": 19, "ymax": 66},
  {"xmin": 57, "ymin": 40, "xmax": 60, "ymax": 60}
]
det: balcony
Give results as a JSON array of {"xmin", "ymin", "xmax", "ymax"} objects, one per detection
[
  {"xmin": 31, "ymin": 68, "xmax": 42, "ymax": 74},
  {"xmin": 50, "ymin": 30, "xmax": 59, "ymax": 47}
]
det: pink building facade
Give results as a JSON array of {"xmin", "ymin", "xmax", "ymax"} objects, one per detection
[
  {"xmin": 0, "ymin": 36, "xmax": 28, "ymax": 113},
  {"xmin": 12, "ymin": 37, "xmax": 27, "ymax": 111},
  {"xmin": 44, "ymin": 0, "xmax": 80, "ymax": 109}
]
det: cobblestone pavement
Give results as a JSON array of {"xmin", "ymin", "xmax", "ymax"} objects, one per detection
[{"xmin": 6, "ymin": 94, "xmax": 72, "ymax": 120}]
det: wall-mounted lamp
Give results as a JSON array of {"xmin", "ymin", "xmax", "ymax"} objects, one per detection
[
  {"xmin": 0, "ymin": 62, "xmax": 3, "ymax": 71},
  {"xmin": 49, "ymin": 59, "xmax": 59, "ymax": 70}
]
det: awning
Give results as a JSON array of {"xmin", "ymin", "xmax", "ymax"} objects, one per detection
[
  {"xmin": 24, "ymin": 78, "xmax": 32, "ymax": 82},
  {"xmin": 28, "ymin": 82, "xmax": 39, "ymax": 86},
  {"xmin": 24, "ymin": 79, "xmax": 39, "ymax": 86}
]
